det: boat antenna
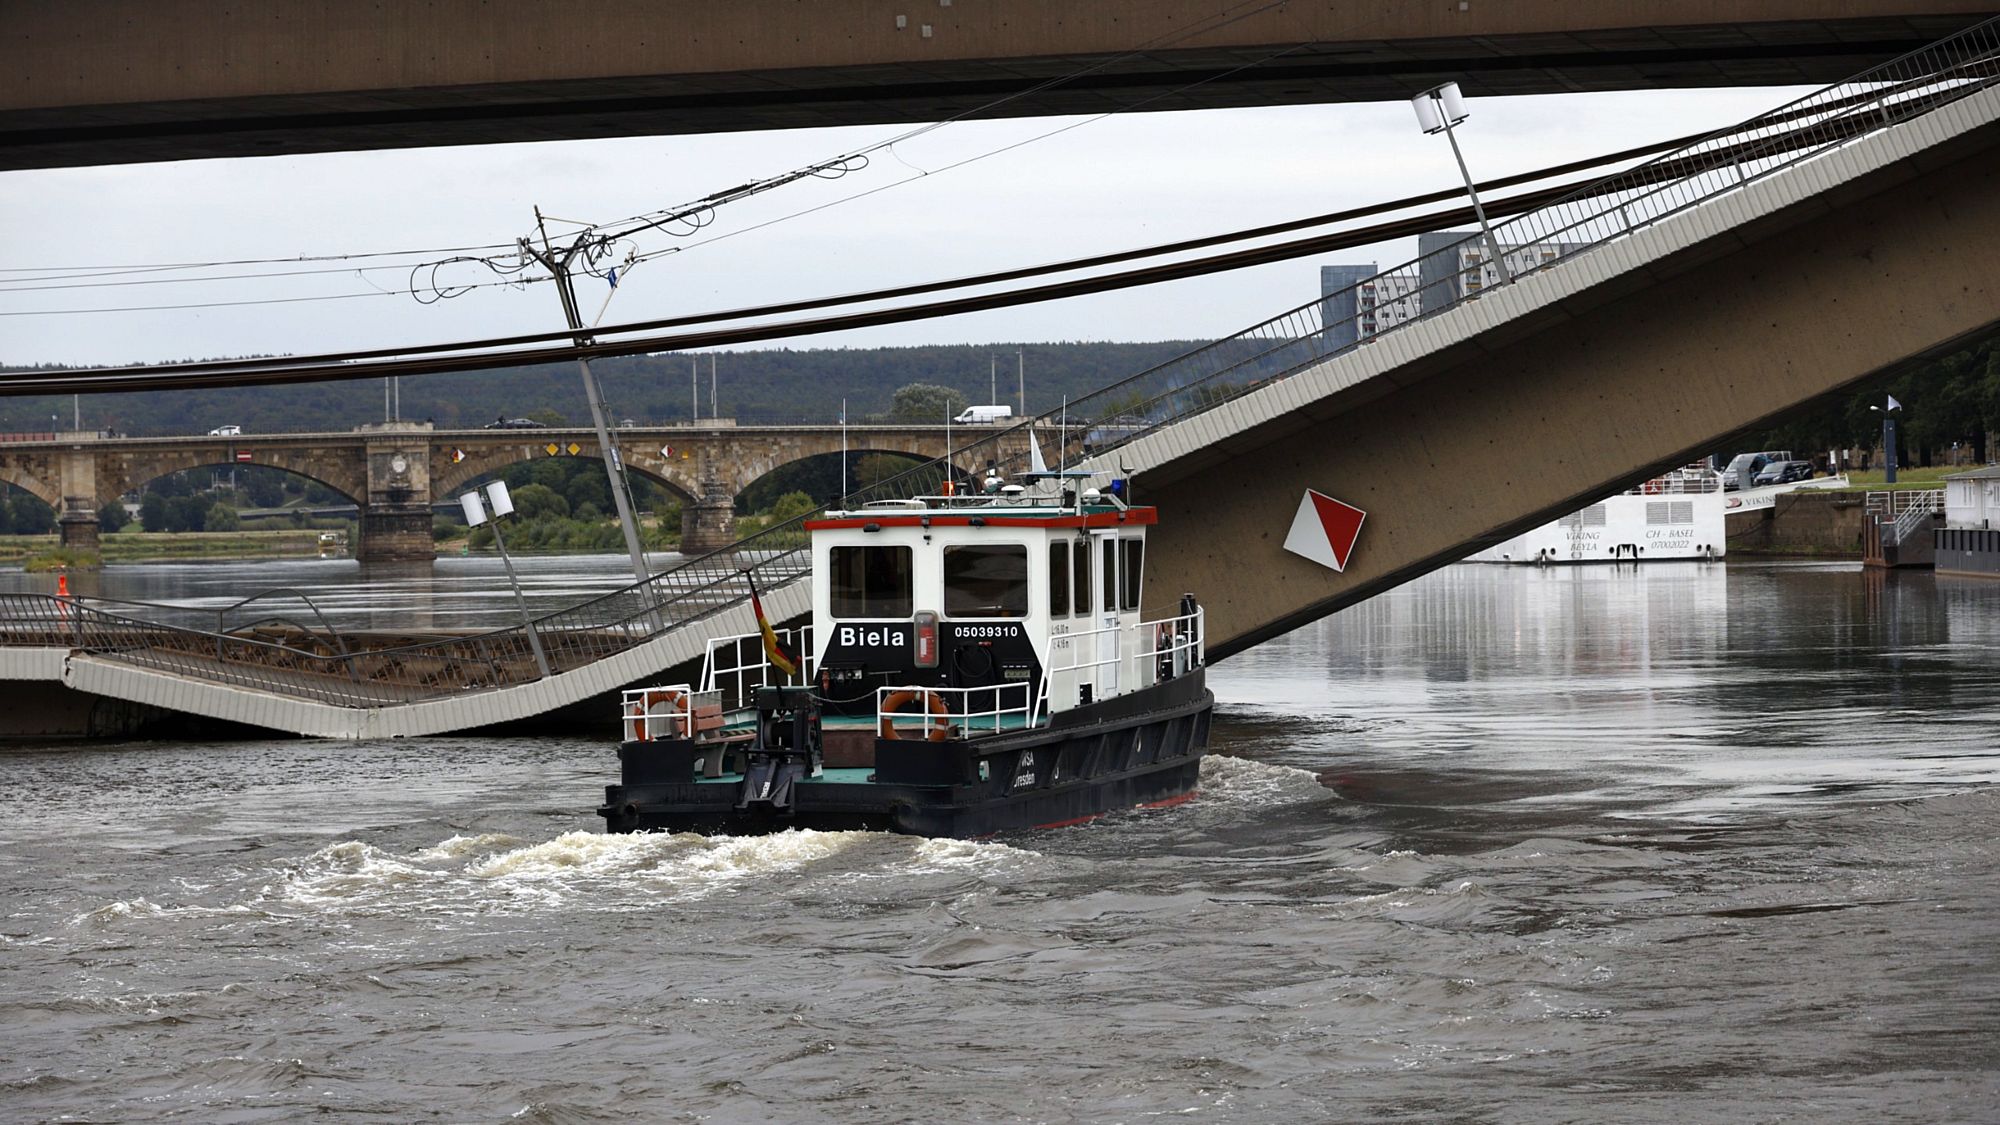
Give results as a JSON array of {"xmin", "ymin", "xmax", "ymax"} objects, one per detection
[{"xmin": 1059, "ymin": 396, "xmax": 1068, "ymax": 477}]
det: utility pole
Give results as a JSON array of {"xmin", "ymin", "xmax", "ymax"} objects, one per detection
[
  {"xmin": 990, "ymin": 355, "xmax": 997, "ymax": 406},
  {"xmin": 520, "ymin": 207, "xmax": 651, "ymax": 585},
  {"xmin": 1017, "ymin": 348, "xmax": 1026, "ymax": 415}
]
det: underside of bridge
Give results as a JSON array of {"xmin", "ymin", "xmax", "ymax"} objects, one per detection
[
  {"xmin": 1139, "ymin": 115, "xmax": 2000, "ymax": 660},
  {"xmin": 6, "ymin": 2, "xmax": 1996, "ymax": 169}
]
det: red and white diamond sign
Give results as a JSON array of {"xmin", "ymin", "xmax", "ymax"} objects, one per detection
[{"xmin": 1283, "ymin": 489, "xmax": 1366, "ymax": 572}]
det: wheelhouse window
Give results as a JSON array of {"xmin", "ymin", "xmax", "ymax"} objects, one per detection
[
  {"xmin": 1072, "ymin": 538, "xmax": 1090, "ymax": 618},
  {"xmin": 1100, "ymin": 538, "xmax": 1117, "ymax": 613},
  {"xmin": 1048, "ymin": 541, "xmax": 1070, "ymax": 617},
  {"xmin": 829, "ymin": 545, "xmax": 913, "ymax": 618},
  {"xmin": 1120, "ymin": 538, "xmax": 1144, "ymax": 611},
  {"xmin": 944, "ymin": 544, "xmax": 1029, "ymax": 618}
]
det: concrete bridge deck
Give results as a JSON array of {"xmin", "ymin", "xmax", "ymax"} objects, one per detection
[{"xmin": 3, "ymin": 21, "xmax": 1997, "ymax": 736}]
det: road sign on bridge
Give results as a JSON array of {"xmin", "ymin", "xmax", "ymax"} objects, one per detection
[{"xmin": 1283, "ymin": 489, "xmax": 1367, "ymax": 573}]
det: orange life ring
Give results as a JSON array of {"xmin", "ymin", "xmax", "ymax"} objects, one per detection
[
  {"xmin": 1641, "ymin": 479, "xmax": 1663, "ymax": 495},
  {"xmin": 628, "ymin": 689, "xmax": 685, "ymax": 741},
  {"xmin": 879, "ymin": 689, "xmax": 951, "ymax": 741}
]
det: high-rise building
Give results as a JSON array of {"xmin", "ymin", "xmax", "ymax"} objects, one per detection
[
  {"xmin": 1318, "ymin": 264, "xmax": 1376, "ymax": 352},
  {"xmin": 1415, "ymin": 230, "xmax": 1583, "ymax": 312},
  {"xmin": 1322, "ymin": 232, "xmax": 1586, "ymax": 354},
  {"xmin": 1320, "ymin": 263, "xmax": 1423, "ymax": 350}
]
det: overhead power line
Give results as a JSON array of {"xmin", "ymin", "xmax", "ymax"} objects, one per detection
[{"xmin": 0, "ymin": 127, "xmax": 1709, "ymax": 367}]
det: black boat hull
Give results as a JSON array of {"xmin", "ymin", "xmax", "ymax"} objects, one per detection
[{"xmin": 599, "ymin": 671, "xmax": 1212, "ymax": 838}]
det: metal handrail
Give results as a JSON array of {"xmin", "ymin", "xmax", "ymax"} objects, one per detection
[
  {"xmin": 1889, "ymin": 490, "xmax": 1947, "ymax": 542},
  {"xmin": 215, "ymin": 587, "xmax": 354, "ymax": 656},
  {"xmin": 4, "ymin": 17, "xmax": 1997, "ymax": 709}
]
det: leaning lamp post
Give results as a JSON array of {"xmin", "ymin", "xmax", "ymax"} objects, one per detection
[
  {"xmin": 1411, "ymin": 81, "xmax": 1513, "ymax": 286},
  {"xmin": 460, "ymin": 480, "xmax": 551, "ymax": 679}
]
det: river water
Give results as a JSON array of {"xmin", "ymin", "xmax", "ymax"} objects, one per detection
[{"xmin": 3, "ymin": 559, "xmax": 1998, "ymax": 1122}]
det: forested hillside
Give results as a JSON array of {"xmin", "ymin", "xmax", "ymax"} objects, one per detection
[
  {"xmin": 1, "ymin": 342, "xmax": 1207, "ymax": 435},
  {"xmin": 7, "ymin": 334, "xmax": 2000, "ymax": 467}
]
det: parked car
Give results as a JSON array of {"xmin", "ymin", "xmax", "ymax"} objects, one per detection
[
  {"xmin": 1720, "ymin": 450, "xmax": 1792, "ymax": 490},
  {"xmin": 208, "ymin": 424, "xmax": 242, "ymax": 436},
  {"xmin": 483, "ymin": 417, "xmax": 546, "ymax": 430},
  {"xmin": 1752, "ymin": 460, "xmax": 1816, "ymax": 486}
]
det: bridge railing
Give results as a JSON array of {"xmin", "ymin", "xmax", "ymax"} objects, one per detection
[{"xmin": 1003, "ymin": 15, "xmax": 2000, "ymax": 481}]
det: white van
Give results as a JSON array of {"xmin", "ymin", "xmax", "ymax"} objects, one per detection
[{"xmin": 953, "ymin": 405, "xmax": 1014, "ymax": 425}]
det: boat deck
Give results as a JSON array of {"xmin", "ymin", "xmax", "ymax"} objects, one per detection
[
  {"xmin": 689, "ymin": 766, "xmax": 878, "ymax": 786},
  {"xmin": 719, "ymin": 711, "xmax": 1044, "ymax": 735}
]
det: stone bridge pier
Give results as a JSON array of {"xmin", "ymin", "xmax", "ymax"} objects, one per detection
[
  {"xmin": 56, "ymin": 437, "xmax": 100, "ymax": 554},
  {"xmin": 356, "ymin": 422, "xmax": 435, "ymax": 563},
  {"xmin": 681, "ymin": 479, "xmax": 738, "ymax": 555}
]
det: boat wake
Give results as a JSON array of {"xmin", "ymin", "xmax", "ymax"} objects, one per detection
[
  {"xmin": 72, "ymin": 827, "xmax": 1041, "ymax": 923},
  {"xmin": 1194, "ymin": 753, "xmax": 1338, "ymax": 807}
]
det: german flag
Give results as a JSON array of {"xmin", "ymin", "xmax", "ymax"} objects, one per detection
[{"xmin": 746, "ymin": 570, "xmax": 799, "ymax": 678}]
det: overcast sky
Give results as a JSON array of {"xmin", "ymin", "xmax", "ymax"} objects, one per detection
[{"xmin": 0, "ymin": 85, "xmax": 1812, "ymax": 369}]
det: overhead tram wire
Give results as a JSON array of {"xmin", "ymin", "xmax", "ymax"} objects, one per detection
[
  {"xmin": 1, "ymin": 128, "xmax": 1700, "ymax": 360},
  {"xmin": 0, "ymin": 115, "xmax": 1852, "ymax": 391},
  {"xmin": 2, "ymin": 92, "xmax": 1878, "ymax": 384},
  {"xmin": 1, "ymin": 59, "xmax": 1911, "ymax": 319},
  {"xmin": 0, "ymin": 274, "xmax": 553, "ymax": 316},
  {"xmin": 0, "ymin": 242, "xmax": 524, "ymax": 286},
  {"xmin": 0, "ymin": 124, "xmax": 1829, "ymax": 397},
  {"xmin": 9, "ymin": 59, "xmax": 1957, "ymax": 385}
]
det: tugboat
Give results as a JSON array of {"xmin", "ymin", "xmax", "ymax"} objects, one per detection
[{"xmin": 598, "ymin": 469, "xmax": 1212, "ymax": 837}]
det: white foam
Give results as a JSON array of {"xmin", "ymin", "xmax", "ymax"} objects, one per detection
[
  {"xmin": 410, "ymin": 833, "xmax": 520, "ymax": 862},
  {"xmin": 1196, "ymin": 753, "xmax": 1334, "ymax": 805},
  {"xmin": 276, "ymin": 840, "xmax": 442, "ymax": 905}
]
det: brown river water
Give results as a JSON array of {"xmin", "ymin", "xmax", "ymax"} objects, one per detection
[{"xmin": 2, "ymin": 558, "xmax": 1997, "ymax": 1123}]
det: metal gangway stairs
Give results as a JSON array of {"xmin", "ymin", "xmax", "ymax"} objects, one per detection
[{"xmin": 5, "ymin": 19, "xmax": 1999, "ymax": 737}]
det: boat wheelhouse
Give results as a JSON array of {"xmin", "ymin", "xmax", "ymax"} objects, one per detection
[{"xmin": 599, "ymin": 473, "xmax": 1212, "ymax": 837}]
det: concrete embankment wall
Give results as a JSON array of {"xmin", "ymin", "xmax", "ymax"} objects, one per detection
[{"xmin": 1726, "ymin": 491, "xmax": 1871, "ymax": 558}]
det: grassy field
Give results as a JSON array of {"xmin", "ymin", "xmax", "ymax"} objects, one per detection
[
  {"xmin": 1832, "ymin": 466, "xmax": 1962, "ymax": 491},
  {"xmin": 0, "ymin": 529, "xmax": 337, "ymax": 564}
]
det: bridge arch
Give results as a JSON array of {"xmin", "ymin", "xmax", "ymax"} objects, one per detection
[
  {"xmin": 733, "ymin": 447, "xmax": 937, "ymax": 512},
  {"xmin": 433, "ymin": 448, "xmax": 702, "ymax": 507},
  {"xmin": 0, "ymin": 460, "xmax": 60, "ymax": 508},
  {"xmin": 100, "ymin": 449, "xmax": 365, "ymax": 505}
]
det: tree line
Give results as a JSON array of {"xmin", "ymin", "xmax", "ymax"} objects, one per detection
[{"xmin": 0, "ymin": 341, "xmax": 1207, "ymax": 437}]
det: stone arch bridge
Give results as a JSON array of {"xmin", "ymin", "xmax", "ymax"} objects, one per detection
[{"xmin": 0, "ymin": 421, "xmax": 1034, "ymax": 560}]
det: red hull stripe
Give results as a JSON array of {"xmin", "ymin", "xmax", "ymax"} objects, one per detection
[
  {"xmin": 807, "ymin": 509, "xmax": 1157, "ymax": 532},
  {"xmin": 1031, "ymin": 813, "xmax": 1103, "ymax": 830}
]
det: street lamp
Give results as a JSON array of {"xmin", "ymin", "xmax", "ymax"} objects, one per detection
[
  {"xmin": 1411, "ymin": 81, "xmax": 1512, "ymax": 287},
  {"xmin": 459, "ymin": 480, "xmax": 551, "ymax": 678},
  {"xmin": 1871, "ymin": 395, "xmax": 1903, "ymax": 484}
]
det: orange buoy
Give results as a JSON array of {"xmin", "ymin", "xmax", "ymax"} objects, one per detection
[
  {"xmin": 56, "ymin": 573, "xmax": 68, "ymax": 598},
  {"xmin": 878, "ymin": 689, "xmax": 951, "ymax": 741}
]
